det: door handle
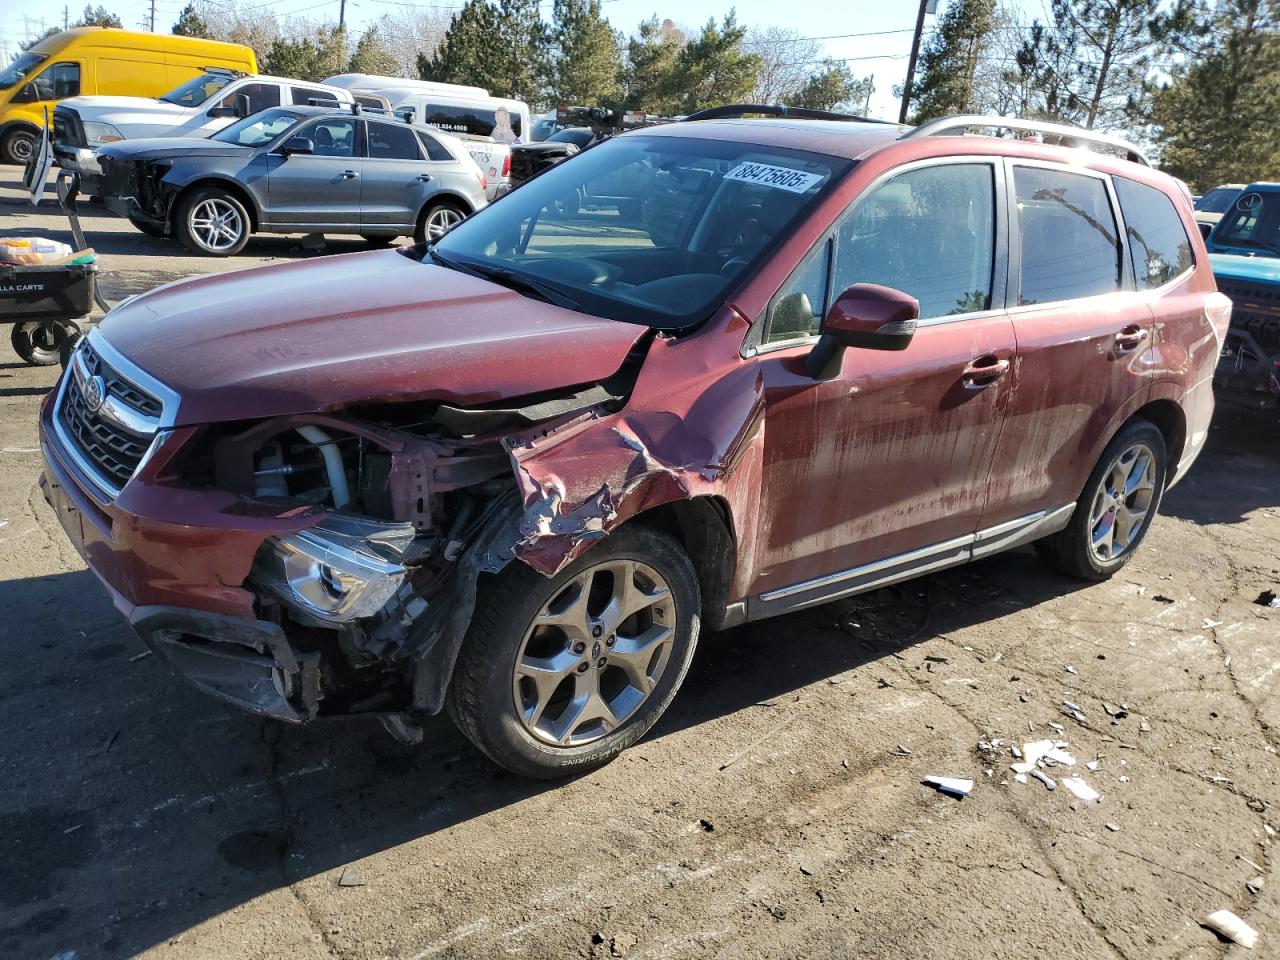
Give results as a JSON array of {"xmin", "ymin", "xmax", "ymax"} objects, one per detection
[
  {"xmin": 416, "ymin": 173, "xmax": 433, "ymax": 182},
  {"xmin": 340, "ymin": 169, "xmax": 359, "ymax": 179},
  {"xmin": 961, "ymin": 355, "xmax": 1010, "ymax": 389},
  {"xmin": 1114, "ymin": 324, "xmax": 1148, "ymax": 351}
]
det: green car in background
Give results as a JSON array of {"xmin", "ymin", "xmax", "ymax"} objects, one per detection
[{"xmin": 1205, "ymin": 182, "xmax": 1280, "ymax": 410}]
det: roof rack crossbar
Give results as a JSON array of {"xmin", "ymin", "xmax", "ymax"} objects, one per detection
[
  {"xmin": 901, "ymin": 115, "xmax": 1151, "ymax": 166},
  {"xmin": 682, "ymin": 103, "xmax": 896, "ymax": 125}
]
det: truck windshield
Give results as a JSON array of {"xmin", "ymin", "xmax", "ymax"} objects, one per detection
[
  {"xmin": 211, "ymin": 108, "xmax": 303, "ymax": 146},
  {"xmin": 1214, "ymin": 190, "xmax": 1280, "ymax": 256},
  {"xmin": 0, "ymin": 51, "xmax": 46, "ymax": 90},
  {"xmin": 431, "ymin": 133, "xmax": 851, "ymax": 329},
  {"xmin": 1195, "ymin": 187, "xmax": 1241, "ymax": 214},
  {"xmin": 160, "ymin": 72, "xmax": 235, "ymax": 106}
]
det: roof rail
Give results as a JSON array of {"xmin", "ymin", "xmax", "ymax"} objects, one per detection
[
  {"xmin": 682, "ymin": 103, "xmax": 896, "ymax": 125},
  {"xmin": 901, "ymin": 115, "xmax": 1151, "ymax": 166}
]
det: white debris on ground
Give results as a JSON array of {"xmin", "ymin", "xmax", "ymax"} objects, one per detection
[
  {"xmin": 923, "ymin": 776, "xmax": 974, "ymax": 798},
  {"xmin": 1202, "ymin": 908, "xmax": 1259, "ymax": 949}
]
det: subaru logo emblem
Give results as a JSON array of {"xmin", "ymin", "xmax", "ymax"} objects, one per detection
[{"xmin": 84, "ymin": 375, "xmax": 106, "ymax": 413}]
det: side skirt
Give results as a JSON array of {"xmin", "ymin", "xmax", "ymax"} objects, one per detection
[{"xmin": 745, "ymin": 504, "xmax": 1075, "ymax": 622}]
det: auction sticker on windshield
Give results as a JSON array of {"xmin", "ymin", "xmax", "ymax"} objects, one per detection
[{"xmin": 724, "ymin": 162, "xmax": 824, "ymax": 193}]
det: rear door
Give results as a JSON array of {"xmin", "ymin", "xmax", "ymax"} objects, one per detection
[
  {"xmin": 749, "ymin": 158, "xmax": 1018, "ymax": 613},
  {"xmin": 264, "ymin": 116, "xmax": 363, "ymax": 229},
  {"xmin": 361, "ymin": 118, "xmax": 434, "ymax": 232},
  {"xmin": 979, "ymin": 161, "xmax": 1155, "ymax": 530}
]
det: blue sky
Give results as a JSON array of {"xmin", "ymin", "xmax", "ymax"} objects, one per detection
[{"xmin": 1, "ymin": 0, "xmax": 1052, "ymax": 120}]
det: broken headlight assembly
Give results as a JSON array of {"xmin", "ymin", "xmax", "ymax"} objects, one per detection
[{"xmin": 251, "ymin": 516, "xmax": 415, "ymax": 624}]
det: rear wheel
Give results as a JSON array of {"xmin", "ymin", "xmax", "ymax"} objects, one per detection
[
  {"xmin": 447, "ymin": 526, "xmax": 701, "ymax": 779},
  {"xmin": 414, "ymin": 200, "xmax": 466, "ymax": 244},
  {"xmin": 1036, "ymin": 419, "xmax": 1167, "ymax": 581},
  {"xmin": 175, "ymin": 186, "xmax": 250, "ymax": 256},
  {"xmin": 1, "ymin": 126, "xmax": 38, "ymax": 166},
  {"xmin": 11, "ymin": 320, "xmax": 81, "ymax": 366}
]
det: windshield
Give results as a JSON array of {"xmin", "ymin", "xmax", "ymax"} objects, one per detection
[
  {"xmin": 550, "ymin": 128, "xmax": 592, "ymax": 148},
  {"xmin": 160, "ymin": 72, "xmax": 235, "ymax": 106},
  {"xmin": 1213, "ymin": 190, "xmax": 1280, "ymax": 256},
  {"xmin": 1196, "ymin": 187, "xmax": 1241, "ymax": 215},
  {"xmin": 211, "ymin": 108, "xmax": 303, "ymax": 146},
  {"xmin": 0, "ymin": 51, "xmax": 46, "ymax": 90},
  {"xmin": 530, "ymin": 118, "xmax": 561, "ymax": 142},
  {"xmin": 432, "ymin": 134, "xmax": 852, "ymax": 329},
  {"xmin": 421, "ymin": 103, "xmax": 521, "ymax": 141}
]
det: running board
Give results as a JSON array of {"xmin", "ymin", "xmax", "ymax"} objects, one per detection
[{"xmin": 747, "ymin": 504, "xmax": 1075, "ymax": 621}]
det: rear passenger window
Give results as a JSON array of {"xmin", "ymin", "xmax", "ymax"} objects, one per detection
[
  {"xmin": 292, "ymin": 87, "xmax": 338, "ymax": 107},
  {"xmin": 1014, "ymin": 167, "xmax": 1120, "ymax": 304},
  {"xmin": 417, "ymin": 131, "xmax": 454, "ymax": 162},
  {"xmin": 219, "ymin": 83, "xmax": 280, "ymax": 114},
  {"xmin": 1115, "ymin": 178, "xmax": 1193, "ymax": 288},
  {"xmin": 832, "ymin": 163, "xmax": 996, "ymax": 320},
  {"xmin": 368, "ymin": 121, "xmax": 422, "ymax": 160}
]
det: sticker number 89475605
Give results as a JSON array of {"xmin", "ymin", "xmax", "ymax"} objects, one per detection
[{"xmin": 723, "ymin": 162, "xmax": 825, "ymax": 194}]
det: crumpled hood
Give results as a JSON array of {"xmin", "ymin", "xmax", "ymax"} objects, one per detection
[
  {"xmin": 1210, "ymin": 252, "xmax": 1280, "ymax": 284},
  {"xmin": 98, "ymin": 250, "xmax": 647, "ymax": 426},
  {"xmin": 98, "ymin": 137, "xmax": 253, "ymax": 162}
]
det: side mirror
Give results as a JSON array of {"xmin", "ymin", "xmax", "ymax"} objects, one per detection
[
  {"xmin": 235, "ymin": 93, "xmax": 252, "ymax": 118},
  {"xmin": 13, "ymin": 82, "xmax": 39, "ymax": 103},
  {"xmin": 806, "ymin": 283, "xmax": 919, "ymax": 379},
  {"xmin": 280, "ymin": 136, "xmax": 314, "ymax": 156},
  {"xmin": 207, "ymin": 105, "xmax": 238, "ymax": 118}
]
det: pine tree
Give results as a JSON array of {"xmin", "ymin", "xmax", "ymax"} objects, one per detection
[
  {"xmin": 420, "ymin": 0, "xmax": 549, "ymax": 102},
  {"xmin": 550, "ymin": 0, "xmax": 621, "ymax": 106},
  {"xmin": 264, "ymin": 26, "xmax": 347, "ymax": 82},
  {"xmin": 172, "ymin": 3, "xmax": 211, "ymax": 38},
  {"xmin": 907, "ymin": 0, "xmax": 997, "ymax": 122},
  {"xmin": 793, "ymin": 60, "xmax": 872, "ymax": 113},
  {"xmin": 623, "ymin": 17, "xmax": 685, "ymax": 113},
  {"xmin": 671, "ymin": 12, "xmax": 760, "ymax": 114},
  {"xmin": 76, "ymin": 5, "xmax": 123, "ymax": 28},
  {"xmin": 1150, "ymin": 0, "xmax": 1280, "ymax": 188},
  {"xmin": 492, "ymin": 0, "xmax": 551, "ymax": 101},
  {"xmin": 348, "ymin": 26, "xmax": 400, "ymax": 76}
]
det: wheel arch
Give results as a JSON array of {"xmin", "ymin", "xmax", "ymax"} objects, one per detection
[
  {"xmin": 1127, "ymin": 398, "xmax": 1186, "ymax": 476},
  {"xmin": 174, "ymin": 177, "xmax": 261, "ymax": 231},
  {"xmin": 417, "ymin": 191, "xmax": 474, "ymax": 223}
]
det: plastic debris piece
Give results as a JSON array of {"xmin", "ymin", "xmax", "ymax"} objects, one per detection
[
  {"xmin": 1203, "ymin": 618, "xmax": 1223, "ymax": 628},
  {"xmin": 1087, "ymin": 760, "xmax": 1100, "ymax": 771},
  {"xmin": 1029, "ymin": 769, "xmax": 1056, "ymax": 790},
  {"xmin": 1202, "ymin": 909, "xmax": 1258, "ymax": 949},
  {"xmin": 1139, "ymin": 719, "xmax": 1151, "ymax": 732},
  {"xmin": 1065, "ymin": 664, "xmax": 1078, "ymax": 674},
  {"xmin": 1044, "ymin": 747, "xmax": 1077, "ymax": 766},
  {"xmin": 1102, "ymin": 702, "xmax": 1127, "ymax": 718},
  {"xmin": 1247, "ymin": 876, "xmax": 1265, "ymax": 895},
  {"xmin": 1118, "ymin": 775, "xmax": 1129, "ymax": 783},
  {"xmin": 1047, "ymin": 721, "xmax": 1065, "ymax": 733},
  {"xmin": 895, "ymin": 745, "xmax": 912, "ymax": 756},
  {"xmin": 129, "ymin": 650, "xmax": 153, "ymax": 663},
  {"xmin": 1063, "ymin": 700, "xmax": 1084, "ymax": 713},
  {"xmin": 1105, "ymin": 823, "xmax": 1120, "ymax": 832},
  {"xmin": 1014, "ymin": 773, "xmax": 1028, "ymax": 783},
  {"xmin": 1153, "ymin": 594, "xmax": 1175, "ymax": 604},
  {"xmin": 338, "ymin": 866, "xmax": 366, "ymax": 887},
  {"xmin": 1255, "ymin": 590, "xmax": 1278, "ymax": 608},
  {"xmin": 923, "ymin": 776, "xmax": 973, "ymax": 797},
  {"xmin": 1061, "ymin": 776, "xmax": 1101, "ymax": 804}
]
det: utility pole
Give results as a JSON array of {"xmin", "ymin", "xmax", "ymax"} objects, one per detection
[
  {"xmin": 339, "ymin": 0, "xmax": 346, "ymax": 30},
  {"xmin": 63, "ymin": 6, "xmax": 69, "ymax": 29},
  {"xmin": 898, "ymin": 0, "xmax": 931, "ymax": 124},
  {"xmin": 149, "ymin": 0, "xmax": 156, "ymax": 31}
]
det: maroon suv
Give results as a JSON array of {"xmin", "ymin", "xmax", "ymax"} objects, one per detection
[{"xmin": 41, "ymin": 113, "xmax": 1229, "ymax": 778}]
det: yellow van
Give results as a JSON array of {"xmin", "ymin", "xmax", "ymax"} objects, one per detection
[{"xmin": 0, "ymin": 27, "xmax": 257, "ymax": 164}]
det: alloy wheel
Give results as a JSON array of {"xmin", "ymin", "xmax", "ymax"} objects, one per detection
[
  {"xmin": 425, "ymin": 207, "xmax": 463, "ymax": 240},
  {"xmin": 189, "ymin": 197, "xmax": 245, "ymax": 253},
  {"xmin": 1088, "ymin": 441, "xmax": 1157, "ymax": 562},
  {"xmin": 512, "ymin": 558, "xmax": 676, "ymax": 747}
]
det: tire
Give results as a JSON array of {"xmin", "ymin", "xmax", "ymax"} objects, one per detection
[
  {"xmin": 11, "ymin": 320, "xmax": 80, "ymax": 366},
  {"xmin": 1, "ymin": 126, "xmax": 38, "ymax": 166},
  {"xmin": 1035, "ymin": 419, "xmax": 1167, "ymax": 581},
  {"xmin": 414, "ymin": 200, "xmax": 466, "ymax": 244},
  {"xmin": 175, "ymin": 186, "xmax": 251, "ymax": 256},
  {"xmin": 59, "ymin": 327, "xmax": 83, "ymax": 369},
  {"xmin": 447, "ymin": 525, "xmax": 701, "ymax": 779},
  {"xmin": 128, "ymin": 216, "xmax": 167, "ymax": 239}
]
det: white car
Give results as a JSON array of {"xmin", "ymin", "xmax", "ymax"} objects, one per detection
[{"xmin": 52, "ymin": 70, "xmax": 353, "ymax": 180}]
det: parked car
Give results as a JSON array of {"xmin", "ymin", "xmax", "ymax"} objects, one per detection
[
  {"xmin": 0, "ymin": 26, "xmax": 256, "ymax": 165},
  {"xmin": 529, "ymin": 112, "xmax": 563, "ymax": 142},
  {"xmin": 1205, "ymin": 182, "xmax": 1280, "ymax": 409},
  {"xmin": 1193, "ymin": 183, "xmax": 1245, "ymax": 239},
  {"xmin": 53, "ymin": 70, "xmax": 352, "ymax": 192},
  {"xmin": 508, "ymin": 126, "xmax": 592, "ymax": 188},
  {"xmin": 95, "ymin": 105, "xmax": 488, "ymax": 254},
  {"xmin": 40, "ymin": 110, "xmax": 1226, "ymax": 778}
]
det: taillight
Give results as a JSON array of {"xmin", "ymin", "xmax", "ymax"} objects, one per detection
[
  {"xmin": 1205, "ymin": 291, "xmax": 1233, "ymax": 347},
  {"xmin": 502, "ymin": 153, "xmax": 511, "ymax": 177}
]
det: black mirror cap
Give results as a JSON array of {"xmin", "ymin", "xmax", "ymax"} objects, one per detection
[
  {"xmin": 207, "ymin": 105, "xmax": 238, "ymax": 118},
  {"xmin": 280, "ymin": 136, "xmax": 314, "ymax": 155},
  {"xmin": 806, "ymin": 283, "xmax": 920, "ymax": 379}
]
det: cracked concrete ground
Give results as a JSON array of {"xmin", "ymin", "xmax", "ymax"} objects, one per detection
[{"xmin": 2, "ymin": 176, "xmax": 1279, "ymax": 960}]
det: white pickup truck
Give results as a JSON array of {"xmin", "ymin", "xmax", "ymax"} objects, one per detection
[{"xmin": 52, "ymin": 70, "xmax": 353, "ymax": 183}]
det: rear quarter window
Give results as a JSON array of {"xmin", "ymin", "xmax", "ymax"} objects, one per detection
[{"xmin": 1114, "ymin": 178, "xmax": 1194, "ymax": 289}]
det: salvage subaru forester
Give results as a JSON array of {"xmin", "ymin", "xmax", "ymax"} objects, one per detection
[{"xmin": 41, "ymin": 110, "xmax": 1228, "ymax": 778}]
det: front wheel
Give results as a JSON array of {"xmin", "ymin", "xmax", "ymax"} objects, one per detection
[
  {"xmin": 175, "ymin": 187, "xmax": 250, "ymax": 256},
  {"xmin": 1036, "ymin": 419, "xmax": 1167, "ymax": 581},
  {"xmin": 1, "ymin": 126, "xmax": 38, "ymax": 166},
  {"xmin": 414, "ymin": 200, "xmax": 466, "ymax": 244},
  {"xmin": 447, "ymin": 526, "xmax": 701, "ymax": 779}
]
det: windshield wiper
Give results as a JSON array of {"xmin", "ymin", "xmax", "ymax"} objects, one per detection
[{"xmin": 427, "ymin": 249, "xmax": 580, "ymax": 310}]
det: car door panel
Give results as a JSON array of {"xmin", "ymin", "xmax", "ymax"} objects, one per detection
[
  {"xmin": 361, "ymin": 119, "xmax": 434, "ymax": 231},
  {"xmin": 264, "ymin": 117, "xmax": 362, "ymax": 229},
  {"xmin": 747, "ymin": 159, "xmax": 1015, "ymax": 610}
]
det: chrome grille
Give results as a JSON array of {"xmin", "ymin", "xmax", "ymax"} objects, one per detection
[{"xmin": 55, "ymin": 337, "xmax": 165, "ymax": 494}]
